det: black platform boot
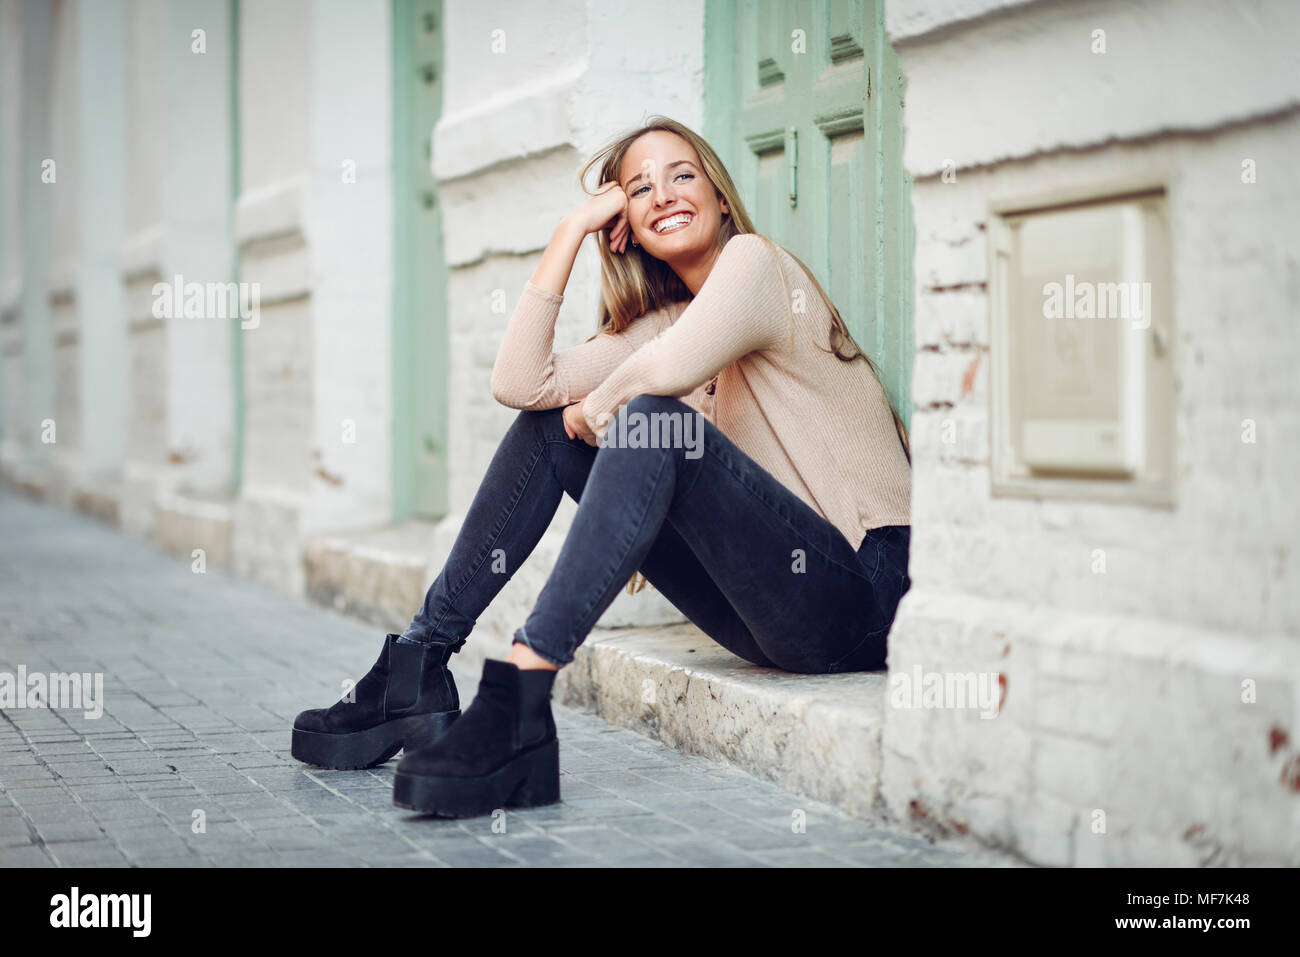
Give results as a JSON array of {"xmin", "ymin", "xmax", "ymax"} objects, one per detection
[
  {"xmin": 291, "ymin": 634, "xmax": 464, "ymax": 770},
  {"xmin": 392, "ymin": 659, "xmax": 560, "ymax": 817}
]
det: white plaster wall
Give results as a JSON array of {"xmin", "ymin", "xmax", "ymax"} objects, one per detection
[
  {"xmin": 0, "ymin": 0, "xmax": 21, "ymax": 299},
  {"xmin": 303, "ymin": 0, "xmax": 393, "ymax": 534},
  {"xmin": 239, "ymin": 0, "xmax": 311, "ymax": 193},
  {"xmin": 77, "ymin": 0, "xmax": 128, "ymax": 481},
  {"xmin": 882, "ymin": 0, "xmax": 1300, "ymax": 866},
  {"xmin": 118, "ymin": 0, "xmax": 172, "ymax": 537},
  {"xmin": 46, "ymin": 0, "xmax": 81, "ymax": 507},
  {"xmin": 232, "ymin": 0, "xmax": 314, "ymax": 594},
  {"xmin": 124, "ymin": 0, "xmax": 167, "ymax": 240},
  {"xmin": 0, "ymin": 0, "xmax": 22, "ymax": 462},
  {"xmin": 233, "ymin": 0, "xmax": 394, "ymax": 596},
  {"xmin": 162, "ymin": 0, "xmax": 235, "ymax": 498},
  {"xmin": 434, "ymin": 0, "xmax": 588, "ymax": 182},
  {"xmin": 49, "ymin": 0, "xmax": 79, "ymax": 283},
  {"xmin": 14, "ymin": 0, "xmax": 55, "ymax": 472},
  {"xmin": 890, "ymin": 0, "xmax": 1300, "ymax": 178}
]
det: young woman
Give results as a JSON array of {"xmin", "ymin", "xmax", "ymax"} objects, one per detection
[{"xmin": 292, "ymin": 116, "xmax": 912, "ymax": 819}]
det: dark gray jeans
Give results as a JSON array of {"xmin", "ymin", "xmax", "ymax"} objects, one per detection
[{"xmin": 400, "ymin": 394, "xmax": 910, "ymax": 673}]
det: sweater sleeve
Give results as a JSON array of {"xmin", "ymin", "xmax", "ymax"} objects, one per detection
[
  {"xmin": 580, "ymin": 234, "xmax": 793, "ymax": 440},
  {"xmin": 489, "ymin": 280, "xmax": 673, "ymax": 410}
]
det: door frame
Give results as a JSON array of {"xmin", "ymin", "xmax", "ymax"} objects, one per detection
[{"xmin": 391, "ymin": 0, "xmax": 449, "ymax": 520}]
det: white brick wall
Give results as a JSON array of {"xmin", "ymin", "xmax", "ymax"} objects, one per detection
[{"xmin": 883, "ymin": 0, "xmax": 1300, "ymax": 866}]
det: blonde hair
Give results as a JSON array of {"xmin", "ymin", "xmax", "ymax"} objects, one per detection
[{"xmin": 578, "ymin": 116, "xmax": 911, "ymax": 595}]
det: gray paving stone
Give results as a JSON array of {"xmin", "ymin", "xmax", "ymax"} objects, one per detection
[
  {"xmin": 81, "ymin": 798, "xmax": 166, "ymax": 822},
  {"xmin": 569, "ymin": 769, "xmax": 679, "ymax": 795},
  {"xmin": 252, "ymin": 826, "xmax": 334, "ymax": 851},
  {"xmin": 607, "ymin": 815, "xmax": 699, "ymax": 840},
  {"xmin": 46, "ymin": 842, "xmax": 132, "ymax": 867},
  {"xmin": 322, "ymin": 830, "xmax": 420, "ymax": 854},
  {"xmin": 751, "ymin": 847, "xmax": 856, "ymax": 867},
  {"xmin": 546, "ymin": 825, "xmax": 688, "ymax": 866},
  {"xmin": 0, "ymin": 843, "xmax": 56, "ymax": 866},
  {"xmin": 416, "ymin": 836, "xmax": 517, "ymax": 867},
  {"xmin": 15, "ymin": 803, "xmax": 91, "ymax": 829},
  {"xmin": 55, "ymin": 782, "xmax": 135, "ymax": 801},
  {"xmin": 0, "ymin": 825, "xmax": 36, "ymax": 848},
  {"xmin": 1, "ymin": 765, "xmax": 62, "ymax": 781},
  {"xmin": 0, "ymin": 489, "xmax": 1023, "ymax": 869},
  {"xmin": 273, "ymin": 848, "xmax": 361, "ymax": 867},
  {"xmin": 559, "ymin": 794, "xmax": 657, "ymax": 817},
  {"xmin": 642, "ymin": 835, "xmax": 768, "ymax": 867},
  {"xmin": 552, "ymin": 776, "xmax": 610, "ymax": 800},
  {"xmin": 34, "ymin": 819, "xmax": 109, "ymax": 843},
  {"xmin": 478, "ymin": 833, "xmax": 579, "ymax": 866}
]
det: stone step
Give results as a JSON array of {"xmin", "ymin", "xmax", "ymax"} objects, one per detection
[
  {"xmin": 556, "ymin": 623, "xmax": 887, "ymax": 822},
  {"xmin": 155, "ymin": 490, "xmax": 234, "ymax": 569},
  {"xmin": 302, "ymin": 519, "xmax": 440, "ymax": 636}
]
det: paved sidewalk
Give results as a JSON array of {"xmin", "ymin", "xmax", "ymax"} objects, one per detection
[{"xmin": 0, "ymin": 488, "xmax": 1021, "ymax": 867}]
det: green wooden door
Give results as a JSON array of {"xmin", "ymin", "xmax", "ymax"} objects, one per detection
[
  {"xmin": 392, "ymin": 0, "xmax": 449, "ymax": 518},
  {"xmin": 705, "ymin": 0, "xmax": 913, "ymax": 430}
]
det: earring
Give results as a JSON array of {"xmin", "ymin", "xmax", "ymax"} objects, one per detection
[{"xmin": 631, "ymin": 237, "xmax": 639, "ymax": 245}]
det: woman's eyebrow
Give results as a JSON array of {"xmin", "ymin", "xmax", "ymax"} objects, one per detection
[{"xmin": 623, "ymin": 159, "xmax": 697, "ymax": 191}]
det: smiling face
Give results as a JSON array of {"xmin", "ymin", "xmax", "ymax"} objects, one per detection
[{"xmin": 620, "ymin": 130, "xmax": 729, "ymax": 266}]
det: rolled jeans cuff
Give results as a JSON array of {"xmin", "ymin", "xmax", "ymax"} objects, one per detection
[{"xmin": 512, "ymin": 624, "xmax": 568, "ymax": 669}]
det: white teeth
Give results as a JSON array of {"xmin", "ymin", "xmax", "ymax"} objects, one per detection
[{"xmin": 653, "ymin": 213, "xmax": 692, "ymax": 234}]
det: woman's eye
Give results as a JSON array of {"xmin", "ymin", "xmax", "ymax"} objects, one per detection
[{"xmin": 631, "ymin": 172, "xmax": 693, "ymax": 197}]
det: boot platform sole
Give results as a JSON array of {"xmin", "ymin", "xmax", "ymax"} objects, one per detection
[
  {"xmin": 392, "ymin": 737, "xmax": 560, "ymax": 817},
  {"xmin": 291, "ymin": 710, "xmax": 460, "ymax": 770}
]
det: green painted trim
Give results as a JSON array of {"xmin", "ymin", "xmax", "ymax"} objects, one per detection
[
  {"xmin": 231, "ymin": 0, "xmax": 244, "ymax": 494},
  {"xmin": 390, "ymin": 0, "xmax": 414, "ymax": 521},
  {"xmin": 703, "ymin": 0, "xmax": 736, "ymax": 167}
]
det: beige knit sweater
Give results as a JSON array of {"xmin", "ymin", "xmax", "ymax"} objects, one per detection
[{"xmin": 490, "ymin": 233, "xmax": 911, "ymax": 552}]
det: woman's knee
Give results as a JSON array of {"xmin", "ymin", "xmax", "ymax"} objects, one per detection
[
  {"xmin": 622, "ymin": 393, "xmax": 693, "ymax": 417},
  {"xmin": 511, "ymin": 404, "xmax": 567, "ymax": 441},
  {"xmin": 517, "ymin": 405, "xmax": 564, "ymax": 425},
  {"xmin": 604, "ymin": 394, "xmax": 707, "ymax": 462}
]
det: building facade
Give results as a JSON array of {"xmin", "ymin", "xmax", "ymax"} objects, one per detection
[{"xmin": 2, "ymin": 0, "xmax": 1296, "ymax": 865}]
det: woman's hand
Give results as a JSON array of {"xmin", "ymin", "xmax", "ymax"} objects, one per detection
[
  {"xmin": 563, "ymin": 401, "xmax": 599, "ymax": 446},
  {"xmin": 566, "ymin": 181, "xmax": 632, "ymax": 254}
]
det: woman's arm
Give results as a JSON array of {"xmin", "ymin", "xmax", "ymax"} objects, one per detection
[
  {"xmin": 528, "ymin": 217, "xmax": 586, "ymax": 297},
  {"xmin": 579, "ymin": 234, "xmax": 794, "ymax": 440},
  {"xmin": 489, "ymin": 278, "xmax": 675, "ymax": 410},
  {"xmin": 491, "ymin": 187, "xmax": 677, "ymax": 410}
]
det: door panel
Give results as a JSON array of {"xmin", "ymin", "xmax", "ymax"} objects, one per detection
[{"xmin": 708, "ymin": 0, "xmax": 913, "ymax": 430}]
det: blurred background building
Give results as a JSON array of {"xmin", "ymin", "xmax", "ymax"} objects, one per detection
[{"xmin": 2, "ymin": 0, "xmax": 1296, "ymax": 865}]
